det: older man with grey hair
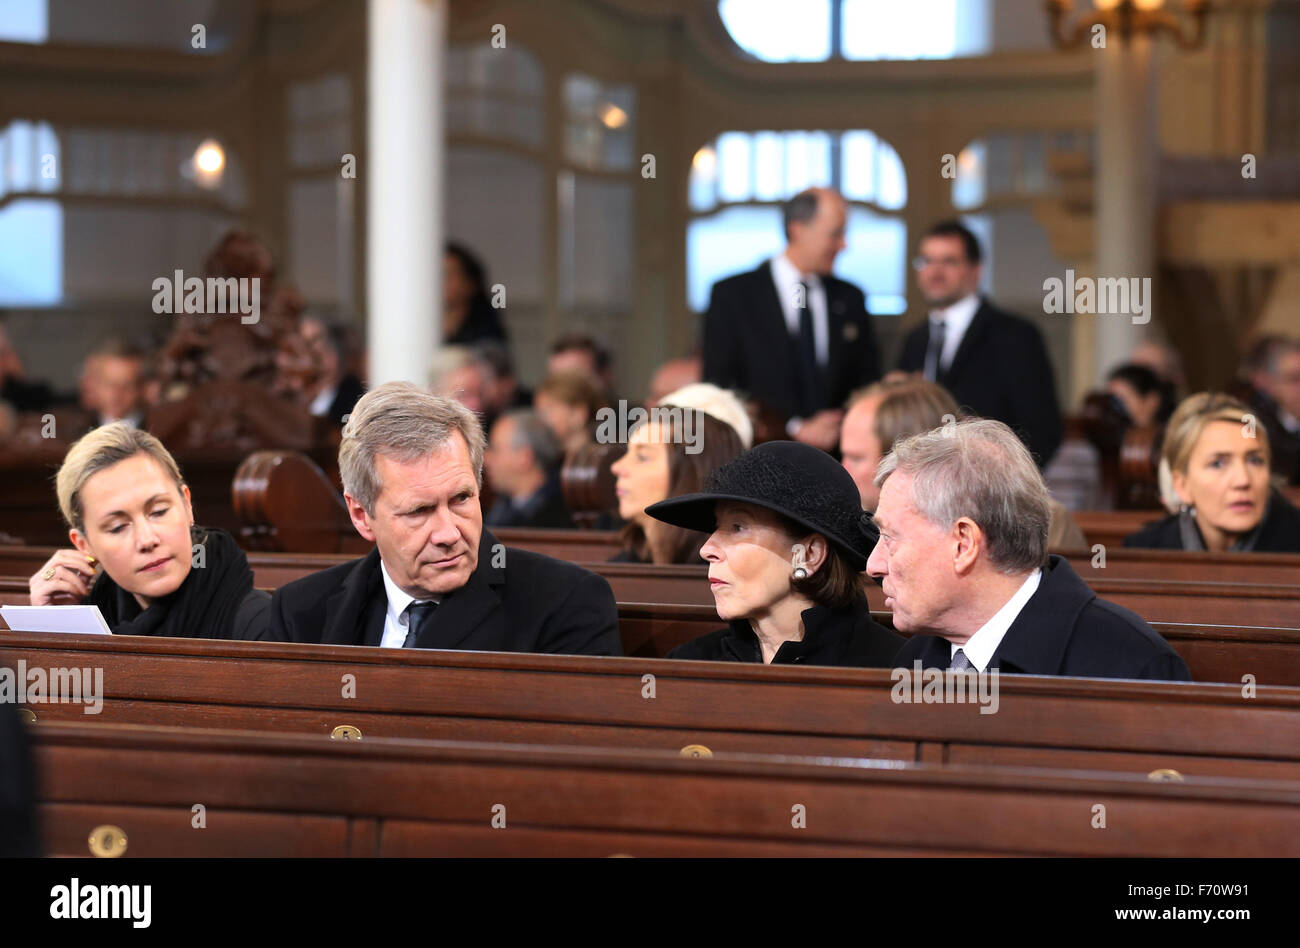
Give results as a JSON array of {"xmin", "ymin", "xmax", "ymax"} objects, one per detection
[
  {"xmin": 269, "ymin": 382, "xmax": 619, "ymax": 654},
  {"xmin": 868, "ymin": 418, "xmax": 1189, "ymax": 680},
  {"xmin": 484, "ymin": 409, "xmax": 573, "ymax": 529}
]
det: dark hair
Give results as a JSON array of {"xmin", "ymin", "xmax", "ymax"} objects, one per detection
[
  {"xmin": 550, "ymin": 333, "xmax": 611, "ymax": 376},
  {"xmin": 787, "ymin": 529, "xmax": 867, "ymax": 611},
  {"xmin": 535, "ymin": 371, "xmax": 602, "ymax": 424},
  {"xmin": 782, "ymin": 189, "xmax": 821, "ymax": 242},
  {"xmin": 619, "ymin": 413, "xmax": 747, "ymax": 565},
  {"xmin": 476, "ymin": 340, "xmax": 516, "ymax": 380},
  {"xmin": 1243, "ymin": 335, "xmax": 1300, "ymax": 377},
  {"xmin": 1107, "ymin": 361, "xmax": 1177, "ymax": 424},
  {"xmin": 922, "ymin": 219, "xmax": 982, "ymax": 265},
  {"xmin": 446, "ymin": 242, "xmax": 489, "ymax": 300}
]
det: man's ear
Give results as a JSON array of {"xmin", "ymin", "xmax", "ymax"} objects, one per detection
[
  {"xmin": 344, "ymin": 493, "xmax": 377, "ymax": 543},
  {"xmin": 952, "ymin": 517, "xmax": 982, "ymax": 576}
]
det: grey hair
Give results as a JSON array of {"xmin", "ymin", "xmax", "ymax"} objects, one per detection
[
  {"xmin": 501, "ymin": 408, "xmax": 563, "ymax": 472},
  {"xmin": 874, "ymin": 418, "xmax": 1050, "ymax": 575},
  {"xmin": 428, "ymin": 344, "xmax": 497, "ymax": 391},
  {"xmin": 339, "ymin": 381, "xmax": 486, "ymax": 513}
]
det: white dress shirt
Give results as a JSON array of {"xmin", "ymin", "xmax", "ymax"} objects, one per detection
[
  {"xmin": 927, "ymin": 292, "xmax": 981, "ymax": 375},
  {"xmin": 378, "ymin": 559, "xmax": 441, "ymax": 649},
  {"xmin": 770, "ymin": 253, "xmax": 829, "ymax": 367},
  {"xmin": 309, "ymin": 383, "xmax": 338, "ymax": 418},
  {"xmin": 951, "ymin": 568, "xmax": 1042, "ymax": 672}
]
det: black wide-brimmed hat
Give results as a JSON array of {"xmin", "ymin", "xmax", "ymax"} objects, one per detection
[{"xmin": 645, "ymin": 440, "xmax": 878, "ymax": 571}]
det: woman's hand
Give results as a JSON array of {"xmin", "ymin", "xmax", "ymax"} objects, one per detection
[{"xmin": 29, "ymin": 550, "xmax": 98, "ymax": 605}]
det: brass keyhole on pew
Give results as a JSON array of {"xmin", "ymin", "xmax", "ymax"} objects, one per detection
[
  {"xmin": 88, "ymin": 825, "xmax": 128, "ymax": 858},
  {"xmin": 18, "ymin": 708, "xmax": 35, "ymax": 725},
  {"xmin": 1148, "ymin": 768, "xmax": 1185, "ymax": 783},
  {"xmin": 331, "ymin": 725, "xmax": 363, "ymax": 741},
  {"xmin": 680, "ymin": 744, "xmax": 713, "ymax": 758}
]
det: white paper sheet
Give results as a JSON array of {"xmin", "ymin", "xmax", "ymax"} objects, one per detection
[{"xmin": 1, "ymin": 605, "xmax": 112, "ymax": 635}]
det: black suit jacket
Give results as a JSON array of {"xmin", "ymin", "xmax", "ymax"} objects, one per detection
[
  {"xmin": 267, "ymin": 529, "xmax": 621, "ymax": 655},
  {"xmin": 897, "ymin": 299, "xmax": 1063, "ymax": 466},
  {"xmin": 0, "ymin": 701, "xmax": 39, "ymax": 856},
  {"xmin": 703, "ymin": 261, "xmax": 881, "ymax": 421},
  {"xmin": 1122, "ymin": 492, "xmax": 1300, "ymax": 553},
  {"xmin": 325, "ymin": 374, "xmax": 366, "ymax": 427},
  {"xmin": 893, "ymin": 556, "xmax": 1191, "ymax": 681},
  {"xmin": 484, "ymin": 476, "xmax": 574, "ymax": 530}
]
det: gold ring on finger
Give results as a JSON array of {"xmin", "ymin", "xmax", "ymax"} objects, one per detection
[{"xmin": 43, "ymin": 567, "xmax": 56, "ymax": 580}]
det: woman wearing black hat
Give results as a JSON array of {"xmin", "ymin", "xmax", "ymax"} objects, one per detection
[{"xmin": 646, "ymin": 442, "xmax": 903, "ymax": 667}]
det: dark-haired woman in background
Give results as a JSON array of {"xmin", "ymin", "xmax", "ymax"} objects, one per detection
[
  {"xmin": 609, "ymin": 384, "xmax": 750, "ymax": 564},
  {"xmin": 1106, "ymin": 362, "xmax": 1176, "ymax": 428},
  {"xmin": 444, "ymin": 242, "xmax": 509, "ymax": 348},
  {"xmin": 647, "ymin": 441, "xmax": 902, "ymax": 667},
  {"xmin": 1124, "ymin": 392, "xmax": 1300, "ymax": 552}
]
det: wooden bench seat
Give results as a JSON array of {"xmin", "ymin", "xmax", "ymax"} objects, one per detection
[
  {"xmin": 32, "ymin": 720, "xmax": 1300, "ymax": 856},
  {"xmin": 4, "ymin": 631, "xmax": 1299, "ymax": 781}
]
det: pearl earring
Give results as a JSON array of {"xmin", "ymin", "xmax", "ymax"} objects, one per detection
[{"xmin": 792, "ymin": 566, "xmax": 809, "ymax": 581}]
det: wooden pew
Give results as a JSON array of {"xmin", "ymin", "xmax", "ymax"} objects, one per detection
[
  {"xmin": 32, "ymin": 720, "xmax": 1300, "ymax": 856},
  {"xmin": 5, "ymin": 539, "xmax": 1299, "ymax": 590},
  {"xmin": 4, "ymin": 632, "xmax": 1300, "ymax": 781},
  {"xmin": 3, "ymin": 575, "xmax": 1299, "ymax": 684}
]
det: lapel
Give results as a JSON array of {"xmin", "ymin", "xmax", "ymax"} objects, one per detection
[
  {"xmin": 413, "ymin": 528, "xmax": 506, "ymax": 650},
  {"xmin": 756, "ymin": 261, "xmax": 803, "ymax": 403},
  {"xmin": 822, "ymin": 279, "xmax": 848, "ymax": 399},
  {"xmin": 913, "ymin": 633, "xmax": 953, "ymax": 670},
  {"xmin": 321, "ymin": 549, "xmax": 385, "ymax": 646},
  {"xmin": 988, "ymin": 556, "xmax": 1093, "ymax": 675},
  {"xmin": 942, "ymin": 299, "xmax": 993, "ymax": 385}
]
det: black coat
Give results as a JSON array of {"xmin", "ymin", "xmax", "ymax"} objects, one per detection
[
  {"xmin": 893, "ymin": 556, "xmax": 1191, "ymax": 681},
  {"xmin": 484, "ymin": 476, "xmax": 574, "ymax": 530},
  {"xmin": 0, "ymin": 701, "xmax": 40, "ymax": 856},
  {"xmin": 702, "ymin": 261, "xmax": 881, "ymax": 421},
  {"xmin": 897, "ymin": 299, "xmax": 1063, "ymax": 467},
  {"xmin": 323, "ymin": 374, "xmax": 366, "ymax": 428},
  {"xmin": 1122, "ymin": 493, "xmax": 1300, "ymax": 553},
  {"xmin": 669, "ymin": 602, "xmax": 903, "ymax": 668},
  {"xmin": 266, "ymin": 529, "xmax": 621, "ymax": 655}
]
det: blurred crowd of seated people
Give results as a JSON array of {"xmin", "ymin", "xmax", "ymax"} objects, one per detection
[{"xmin": 4, "ymin": 227, "xmax": 1300, "ymax": 560}]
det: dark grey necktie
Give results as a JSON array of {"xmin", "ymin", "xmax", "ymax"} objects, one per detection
[
  {"xmin": 402, "ymin": 601, "xmax": 438, "ymax": 649},
  {"xmin": 924, "ymin": 319, "xmax": 947, "ymax": 382},
  {"xmin": 795, "ymin": 280, "xmax": 821, "ymax": 417},
  {"xmin": 948, "ymin": 648, "xmax": 973, "ymax": 672}
]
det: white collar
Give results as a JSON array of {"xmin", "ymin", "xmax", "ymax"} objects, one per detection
[
  {"xmin": 952, "ymin": 568, "xmax": 1041, "ymax": 672},
  {"xmin": 929, "ymin": 292, "xmax": 980, "ymax": 334},
  {"xmin": 379, "ymin": 558, "xmax": 439, "ymax": 627},
  {"xmin": 771, "ymin": 253, "xmax": 822, "ymax": 291}
]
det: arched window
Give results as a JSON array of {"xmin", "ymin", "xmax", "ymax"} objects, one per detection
[
  {"xmin": 0, "ymin": 121, "xmax": 62, "ymax": 305},
  {"xmin": 718, "ymin": 0, "xmax": 989, "ymax": 62},
  {"xmin": 688, "ymin": 129, "xmax": 908, "ymax": 314}
]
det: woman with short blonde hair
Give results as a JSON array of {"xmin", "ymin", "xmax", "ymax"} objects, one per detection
[
  {"xmin": 1125, "ymin": 392, "xmax": 1300, "ymax": 552},
  {"xmin": 29, "ymin": 423, "xmax": 270, "ymax": 638}
]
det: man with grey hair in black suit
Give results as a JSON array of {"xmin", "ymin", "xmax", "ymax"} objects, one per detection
[
  {"xmin": 702, "ymin": 187, "xmax": 881, "ymax": 452},
  {"xmin": 268, "ymin": 382, "xmax": 619, "ymax": 654},
  {"xmin": 869, "ymin": 418, "xmax": 1190, "ymax": 681}
]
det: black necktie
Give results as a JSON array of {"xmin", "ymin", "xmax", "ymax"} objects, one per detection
[
  {"xmin": 924, "ymin": 319, "xmax": 947, "ymax": 382},
  {"xmin": 795, "ymin": 281, "xmax": 821, "ymax": 417},
  {"xmin": 402, "ymin": 601, "xmax": 438, "ymax": 649}
]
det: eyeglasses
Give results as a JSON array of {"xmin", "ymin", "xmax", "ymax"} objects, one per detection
[{"xmin": 912, "ymin": 256, "xmax": 968, "ymax": 271}]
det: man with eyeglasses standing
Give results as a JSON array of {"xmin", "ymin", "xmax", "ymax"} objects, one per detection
[{"xmin": 897, "ymin": 220, "xmax": 1063, "ymax": 468}]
